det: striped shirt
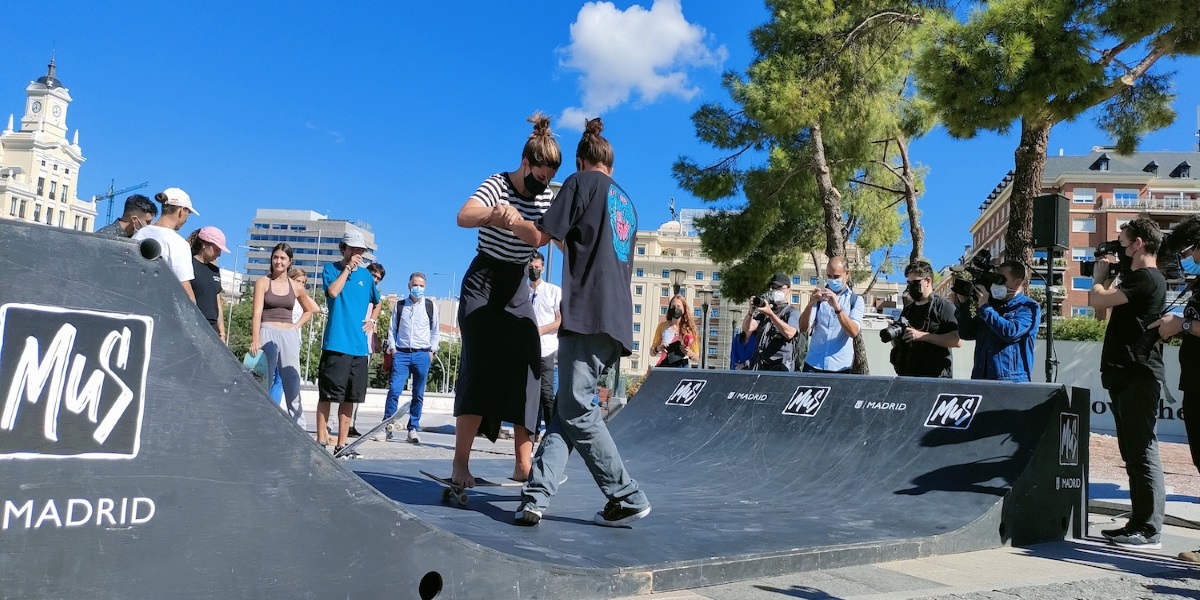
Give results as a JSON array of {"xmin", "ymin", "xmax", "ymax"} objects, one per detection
[{"xmin": 470, "ymin": 173, "xmax": 553, "ymax": 264}]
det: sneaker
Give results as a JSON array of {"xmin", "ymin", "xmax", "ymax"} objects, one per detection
[
  {"xmin": 407, "ymin": 429, "xmax": 420, "ymax": 444},
  {"xmin": 347, "ymin": 427, "xmax": 362, "ymax": 438},
  {"xmin": 1110, "ymin": 531, "xmax": 1161, "ymax": 549},
  {"xmin": 1100, "ymin": 525, "xmax": 1129, "ymax": 540},
  {"xmin": 594, "ymin": 500, "xmax": 651, "ymax": 527},
  {"xmin": 1179, "ymin": 549, "xmax": 1200, "ymax": 563},
  {"xmin": 515, "ymin": 504, "xmax": 543, "ymax": 525},
  {"xmin": 333, "ymin": 445, "xmax": 361, "ymax": 460}
]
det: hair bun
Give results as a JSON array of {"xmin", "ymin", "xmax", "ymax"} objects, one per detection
[
  {"xmin": 154, "ymin": 192, "xmax": 169, "ymax": 204},
  {"xmin": 528, "ymin": 111, "xmax": 552, "ymax": 137},
  {"xmin": 584, "ymin": 117, "xmax": 604, "ymax": 136}
]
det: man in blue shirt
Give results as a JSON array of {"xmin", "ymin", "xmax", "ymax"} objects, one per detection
[
  {"xmin": 317, "ymin": 230, "xmax": 380, "ymax": 455},
  {"xmin": 954, "ymin": 260, "xmax": 1039, "ymax": 382},
  {"xmin": 800, "ymin": 257, "xmax": 865, "ymax": 373}
]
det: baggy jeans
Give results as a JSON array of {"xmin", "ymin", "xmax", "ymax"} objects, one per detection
[
  {"xmin": 261, "ymin": 324, "xmax": 305, "ymax": 431},
  {"xmin": 1109, "ymin": 375, "xmax": 1166, "ymax": 537},
  {"xmin": 521, "ymin": 333, "xmax": 648, "ymax": 512}
]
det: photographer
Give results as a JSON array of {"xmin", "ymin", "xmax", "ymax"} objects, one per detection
[
  {"xmin": 888, "ymin": 261, "xmax": 960, "ymax": 378},
  {"xmin": 1090, "ymin": 217, "xmax": 1166, "ymax": 550},
  {"xmin": 799, "ymin": 257, "xmax": 864, "ymax": 373},
  {"xmin": 954, "ymin": 260, "xmax": 1039, "ymax": 382},
  {"xmin": 741, "ymin": 273, "xmax": 801, "ymax": 371},
  {"xmin": 1149, "ymin": 216, "xmax": 1200, "ymax": 562}
]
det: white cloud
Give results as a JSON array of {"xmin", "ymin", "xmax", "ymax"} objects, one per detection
[{"xmin": 558, "ymin": 0, "xmax": 727, "ymax": 130}]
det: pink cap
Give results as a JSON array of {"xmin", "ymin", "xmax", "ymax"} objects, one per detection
[{"xmin": 198, "ymin": 226, "xmax": 230, "ymax": 253}]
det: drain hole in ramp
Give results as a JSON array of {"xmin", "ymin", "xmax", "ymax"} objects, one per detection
[{"xmin": 419, "ymin": 571, "xmax": 443, "ymax": 599}]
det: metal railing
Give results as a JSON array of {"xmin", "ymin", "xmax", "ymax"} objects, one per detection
[{"xmin": 1101, "ymin": 197, "xmax": 1200, "ymax": 211}]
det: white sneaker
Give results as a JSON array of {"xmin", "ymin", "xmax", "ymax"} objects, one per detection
[{"xmin": 407, "ymin": 429, "xmax": 420, "ymax": 444}]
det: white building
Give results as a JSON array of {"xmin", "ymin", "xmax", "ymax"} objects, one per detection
[
  {"xmin": 0, "ymin": 59, "xmax": 96, "ymax": 231},
  {"xmin": 244, "ymin": 209, "xmax": 377, "ymax": 284}
]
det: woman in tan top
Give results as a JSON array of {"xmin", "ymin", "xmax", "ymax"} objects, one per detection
[{"xmin": 252, "ymin": 243, "xmax": 320, "ymax": 429}]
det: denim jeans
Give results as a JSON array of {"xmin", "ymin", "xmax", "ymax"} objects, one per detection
[
  {"xmin": 1109, "ymin": 376, "xmax": 1166, "ymax": 537},
  {"xmin": 521, "ymin": 333, "xmax": 648, "ymax": 512},
  {"xmin": 384, "ymin": 350, "xmax": 430, "ymax": 431}
]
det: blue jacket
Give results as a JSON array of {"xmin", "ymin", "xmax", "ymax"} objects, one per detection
[{"xmin": 956, "ymin": 293, "xmax": 1040, "ymax": 382}]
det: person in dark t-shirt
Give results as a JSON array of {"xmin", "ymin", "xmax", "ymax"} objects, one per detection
[
  {"xmin": 186, "ymin": 226, "xmax": 230, "ymax": 339},
  {"xmin": 890, "ymin": 261, "xmax": 959, "ymax": 378},
  {"xmin": 1090, "ymin": 217, "xmax": 1167, "ymax": 549},
  {"xmin": 507, "ymin": 117, "xmax": 651, "ymax": 528}
]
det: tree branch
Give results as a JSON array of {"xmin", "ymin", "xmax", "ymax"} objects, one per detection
[
  {"xmin": 841, "ymin": 11, "xmax": 923, "ymax": 50},
  {"xmin": 871, "ymin": 159, "xmax": 905, "ymax": 182},
  {"xmin": 1051, "ymin": 34, "xmax": 1174, "ymax": 119},
  {"xmin": 850, "ymin": 178, "xmax": 905, "ymax": 195}
]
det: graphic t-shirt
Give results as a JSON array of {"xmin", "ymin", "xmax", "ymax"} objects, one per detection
[
  {"xmin": 322, "ymin": 261, "xmax": 381, "ymax": 356},
  {"xmin": 1101, "ymin": 267, "xmax": 1166, "ymax": 382},
  {"xmin": 131, "ymin": 225, "xmax": 194, "ymax": 283},
  {"xmin": 537, "ymin": 170, "xmax": 637, "ymax": 354},
  {"xmin": 190, "ymin": 258, "xmax": 223, "ymax": 322}
]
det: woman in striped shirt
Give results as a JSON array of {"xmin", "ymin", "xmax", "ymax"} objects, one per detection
[{"xmin": 452, "ymin": 112, "xmax": 561, "ymax": 488}]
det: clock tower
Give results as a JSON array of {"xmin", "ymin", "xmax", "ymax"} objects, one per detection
[{"xmin": 20, "ymin": 58, "xmax": 72, "ymax": 139}]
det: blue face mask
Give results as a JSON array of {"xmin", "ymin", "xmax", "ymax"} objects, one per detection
[
  {"xmin": 826, "ymin": 278, "xmax": 844, "ymax": 294},
  {"xmin": 410, "ymin": 285, "xmax": 424, "ymax": 299}
]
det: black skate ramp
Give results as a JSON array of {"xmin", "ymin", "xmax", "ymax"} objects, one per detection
[{"xmin": 0, "ymin": 219, "xmax": 1088, "ymax": 598}]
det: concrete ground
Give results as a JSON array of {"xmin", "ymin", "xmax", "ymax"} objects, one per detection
[{"xmin": 318, "ymin": 403, "xmax": 1200, "ymax": 600}]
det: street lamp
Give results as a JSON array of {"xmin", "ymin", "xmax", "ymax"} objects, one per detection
[
  {"xmin": 728, "ymin": 308, "xmax": 743, "ymax": 369},
  {"xmin": 696, "ymin": 288, "xmax": 713, "ymax": 369},
  {"xmin": 225, "ymin": 244, "xmax": 265, "ymax": 346},
  {"xmin": 670, "ymin": 269, "xmax": 687, "ymax": 296}
]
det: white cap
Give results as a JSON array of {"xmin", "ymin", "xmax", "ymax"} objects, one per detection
[
  {"xmin": 161, "ymin": 187, "xmax": 198, "ymax": 216},
  {"xmin": 343, "ymin": 230, "xmax": 368, "ymax": 249}
]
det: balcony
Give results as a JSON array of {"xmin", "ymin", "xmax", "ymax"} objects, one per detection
[
  {"xmin": 1101, "ymin": 195, "xmax": 1200, "ymax": 212},
  {"xmin": 1030, "ymin": 257, "xmax": 1067, "ymax": 272}
]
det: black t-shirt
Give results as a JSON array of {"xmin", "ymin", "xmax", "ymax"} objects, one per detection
[
  {"xmin": 893, "ymin": 295, "xmax": 958, "ymax": 378},
  {"xmin": 537, "ymin": 170, "xmax": 637, "ymax": 355},
  {"xmin": 1101, "ymin": 268, "xmax": 1166, "ymax": 382},
  {"xmin": 1179, "ymin": 291, "xmax": 1200, "ymax": 391},
  {"xmin": 191, "ymin": 258, "xmax": 222, "ymax": 322}
]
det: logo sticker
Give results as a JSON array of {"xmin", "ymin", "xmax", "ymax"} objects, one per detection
[
  {"xmin": 783, "ymin": 386, "xmax": 830, "ymax": 417},
  {"xmin": 854, "ymin": 400, "xmax": 906, "ymax": 411},
  {"xmin": 1059, "ymin": 413, "xmax": 1079, "ymax": 466},
  {"xmin": 665, "ymin": 379, "xmax": 706, "ymax": 407},
  {"xmin": 0, "ymin": 304, "xmax": 153, "ymax": 460},
  {"xmin": 924, "ymin": 394, "xmax": 982, "ymax": 430}
]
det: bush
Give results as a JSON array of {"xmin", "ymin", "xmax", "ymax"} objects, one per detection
[{"xmin": 1048, "ymin": 316, "xmax": 1107, "ymax": 341}]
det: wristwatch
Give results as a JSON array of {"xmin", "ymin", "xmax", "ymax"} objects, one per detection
[{"xmin": 1185, "ymin": 319, "xmax": 1193, "ymax": 333}]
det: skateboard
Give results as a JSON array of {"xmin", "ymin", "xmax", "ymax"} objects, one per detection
[
  {"xmin": 333, "ymin": 401, "xmax": 410, "ymax": 460},
  {"xmin": 419, "ymin": 470, "xmax": 522, "ymax": 505}
]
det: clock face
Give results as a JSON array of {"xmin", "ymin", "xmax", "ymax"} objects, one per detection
[
  {"xmin": 52, "ymin": 105, "xmax": 61, "ymax": 118},
  {"xmin": 31, "ymin": 101, "xmax": 41, "ymax": 114}
]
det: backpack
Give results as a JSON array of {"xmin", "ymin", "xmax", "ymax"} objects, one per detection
[{"xmin": 393, "ymin": 298, "xmax": 436, "ymax": 341}]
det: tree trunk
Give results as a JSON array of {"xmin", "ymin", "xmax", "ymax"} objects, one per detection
[
  {"xmin": 896, "ymin": 135, "xmax": 924, "ymax": 263},
  {"xmin": 1007, "ymin": 117, "xmax": 1052, "ymax": 271},
  {"xmin": 810, "ymin": 124, "xmax": 846, "ymax": 257}
]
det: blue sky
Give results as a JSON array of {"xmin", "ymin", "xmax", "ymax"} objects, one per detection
[{"xmin": 2, "ymin": 1, "xmax": 1197, "ymax": 297}]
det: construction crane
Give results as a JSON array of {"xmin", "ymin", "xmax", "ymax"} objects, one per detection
[{"xmin": 93, "ymin": 180, "xmax": 150, "ymax": 224}]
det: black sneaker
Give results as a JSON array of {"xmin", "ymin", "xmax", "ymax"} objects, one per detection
[
  {"xmin": 1100, "ymin": 525, "xmax": 1129, "ymax": 540},
  {"xmin": 594, "ymin": 500, "xmax": 651, "ymax": 527},
  {"xmin": 347, "ymin": 427, "xmax": 362, "ymax": 438},
  {"xmin": 1110, "ymin": 531, "xmax": 1161, "ymax": 549},
  {"xmin": 333, "ymin": 445, "xmax": 361, "ymax": 460}
]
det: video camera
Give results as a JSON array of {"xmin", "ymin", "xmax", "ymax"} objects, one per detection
[
  {"xmin": 1079, "ymin": 240, "xmax": 1124, "ymax": 279},
  {"xmin": 949, "ymin": 249, "xmax": 999, "ymax": 299}
]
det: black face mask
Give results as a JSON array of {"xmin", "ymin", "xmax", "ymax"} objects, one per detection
[
  {"xmin": 906, "ymin": 280, "xmax": 925, "ymax": 302},
  {"xmin": 1119, "ymin": 243, "xmax": 1136, "ymax": 271},
  {"xmin": 667, "ymin": 307, "xmax": 682, "ymax": 320},
  {"xmin": 524, "ymin": 168, "xmax": 548, "ymax": 197},
  {"xmin": 528, "ymin": 268, "xmax": 542, "ymax": 281}
]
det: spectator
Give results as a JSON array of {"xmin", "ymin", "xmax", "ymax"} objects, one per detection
[
  {"xmin": 529, "ymin": 252, "xmax": 562, "ymax": 441},
  {"xmin": 799, "ymin": 259, "xmax": 864, "ymax": 373},
  {"xmin": 251, "ymin": 243, "xmax": 320, "ymax": 429},
  {"xmin": 186, "ymin": 226, "xmax": 230, "ymax": 339},
  {"xmin": 95, "ymin": 194, "xmax": 156, "ymax": 238},
  {"xmin": 451, "ymin": 112, "xmax": 561, "ymax": 486},
  {"xmin": 890, "ymin": 260, "xmax": 960, "ymax": 378},
  {"xmin": 131, "ymin": 187, "xmax": 198, "ymax": 301},
  {"xmin": 382, "ymin": 272, "xmax": 439, "ymax": 443},
  {"xmin": 953, "ymin": 261, "xmax": 1039, "ymax": 381},
  {"xmin": 745, "ymin": 273, "xmax": 803, "ymax": 371},
  {"xmin": 1090, "ymin": 217, "xmax": 1167, "ymax": 549},
  {"xmin": 509, "ymin": 117, "xmax": 651, "ymax": 527},
  {"xmin": 651, "ymin": 294, "xmax": 699, "ymax": 368},
  {"xmin": 729, "ymin": 329, "xmax": 759, "ymax": 370}
]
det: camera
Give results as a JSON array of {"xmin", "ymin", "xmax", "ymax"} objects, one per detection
[
  {"xmin": 879, "ymin": 316, "xmax": 910, "ymax": 343},
  {"xmin": 1079, "ymin": 240, "xmax": 1131, "ymax": 279},
  {"xmin": 750, "ymin": 294, "xmax": 768, "ymax": 308},
  {"xmin": 949, "ymin": 249, "xmax": 998, "ymax": 299}
]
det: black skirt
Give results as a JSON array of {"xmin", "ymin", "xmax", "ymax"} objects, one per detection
[{"xmin": 454, "ymin": 253, "xmax": 541, "ymax": 441}]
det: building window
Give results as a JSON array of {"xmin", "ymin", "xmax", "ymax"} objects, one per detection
[
  {"xmin": 792, "ymin": 275, "xmax": 802, "ymax": 285},
  {"xmin": 33, "ymin": 204, "xmax": 41, "ymax": 222},
  {"xmin": 661, "ymin": 269, "xmax": 669, "ymax": 279},
  {"xmin": 289, "ymin": 225, "xmax": 306, "ymax": 231},
  {"xmin": 631, "ymin": 360, "xmax": 639, "ymax": 370},
  {"xmin": 712, "ymin": 272, "xmax": 720, "ymax": 281},
  {"xmin": 636, "ymin": 245, "xmax": 646, "ymax": 255},
  {"xmin": 709, "ymin": 328, "xmax": 718, "ymax": 338},
  {"xmin": 1071, "ymin": 277, "xmax": 1092, "ymax": 290},
  {"xmin": 695, "ymin": 271, "xmax": 703, "ymax": 280},
  {"xmin": 632, "ymin": 341, "xmax": 640, "ymax": 351},
  {"xmin": 1072, "ymin": 188, "xmax": 1095, "ymax": 204},
  {"xmin": 46, "ymin": 208, "xmax": 53, "ymax": 225},
  {"xmin": 693, "ymin": 308, "xmax": 702, "ymax": 318},
  {"xmin": 82, "ymin": 218, "xmax": 89, "ymax": 231},
  {"xmin": 36, "ymin": 177, "xmax": 44, "ymax": 196},
  {"xmin": 634, "ymin": 304, "xmax": 642, "ymax": 314},
  {"xmin": 660, "ymin": 306, "xmax": 668, "ymax": 315},
  {"xmin": 48, "ymin": 181, "xmax": 57, "ymax": 200},
  {"xmin": 1071, "ymin": 247, "xmax": 1090, "ymax": 262},
  {"xmin": 61, "ymin": 185, "xmax": 68, "ymax": 201},
  {"xmin": 661, "ymin": 287, "xmax": 669, "ymax": 297},
  {"xmin": 635, "ymin": 268, "xmax": 644, "ymax": 277},
  {"xmin": 254, "ymin": 223, "xmax": 269, "ymax": 229},
  {"xmin": 19, "ymin": 200, "xmax": 26, "ymax": 218},
  {"xmin": 65, "ymin": 168, "xmax": 69, "ymax": 174},
  {"xmin": 792, "ymin": 294, "xmax": 800, "ymax": 303},
  {"xmin": 73, "ymin": 215, "xmax": 80, "ymax": 229},
  {"xmin": 1071, "ymin": 218, "xmax": 1095, "ymax": 233},
  {"xmin": 634, "ymin": 285, "xmax": 643, "ymax": 295},
  {"xmin": 633, "ymin": 322, "xmax": 641, "ymax": 333},
  {"xmin": 707, "ymin": 347, "xmax": 718, "ymax": 356},
  {"xmin": 810, "ymin": 276, "xmax": 818, "ymax": 285},
  {"xmin": 1115, "ymin": 217, "xmax": 1132, "ymax": 232},
  {"xmin": 1113, "ymin": 189, "xmax": 1139, "ymax": 207},
  {"xmin": 1071, "ymin": 306, "xmax": 1095, "ymax": 318},
  {"xmin": 8, "ymin": 201, "xmax": 14, "ymax": 216},
  {"xmin": 711, "ymin": 308, "xmax": 719, "ymax": 318},
  {"xmin": 57, "ymin": 212, "xmax": 64, "ymax": 227}
]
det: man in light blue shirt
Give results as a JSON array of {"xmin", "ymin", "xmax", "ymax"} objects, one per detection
[
  {"xmin": 799, "ymin": 256, "xmax": 865, "ymax": 373},
  {"xmin": 382, "ymin": 272, "xmax": 440, "ymax": 443}
]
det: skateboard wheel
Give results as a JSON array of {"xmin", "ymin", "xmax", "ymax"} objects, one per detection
[
  {"xmin": 385, "ymin": 424, "xmax": 395, "ymax": 432},
  {"xmin": 457, "ymin": 492, "xmax": 469, "ymax": 505},
  {"xmin": 441, "ymin": 488, "xmax": 452, "ymax": 502}
]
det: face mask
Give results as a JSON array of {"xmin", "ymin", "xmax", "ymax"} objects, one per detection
[
  {"xmin": 528, "ymin": 268, "xmax": 542, "ymax": 281},
  {"xmin": 990, "ymin": 284, "xmax": 1009, "ymax": 300},
  {"xmin": 826, "ymin": 278, "xmax": 844, "ymax": 294},
  {"xmin": 524, "ymin": 168, "xmax": 548, "ymax": 197},
  {"xmin": 1119, "ymin": 243, "xmax": 1136, "ymax": 271},
  {"xmin": 410, "ymin": 285, "xmax": 424, "ymax": 299},
  {"xmin": 906, "ymin": 280, "xmax": 925, "ymax": 302},
  {"xmin": 769, "ymin": 289, "xmax": 788, "ymax": 304},
  {"xmin": 667, "ymin": 307, "xmax": 682, "ymax": 320}
]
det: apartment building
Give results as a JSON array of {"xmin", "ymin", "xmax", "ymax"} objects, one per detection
[{"xmin": 244, "ymin": 209, "xmax": 376, "ymax": 284}]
